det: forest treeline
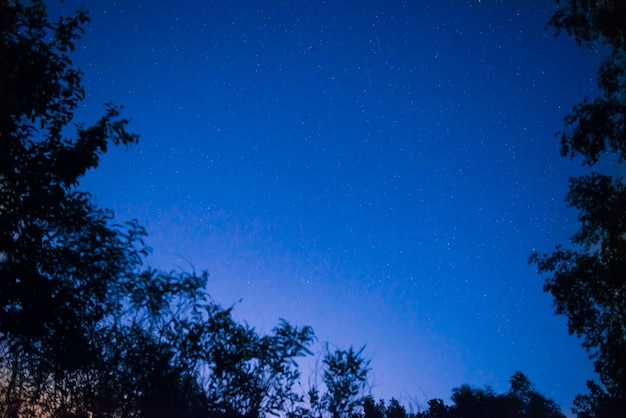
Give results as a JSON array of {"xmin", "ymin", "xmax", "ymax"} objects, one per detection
[
  {"xmin": 1, "ymin": 0, "xmax": 624, "ymax": 417},
  {"xmin": 363, "ymin": 370, "xmax": 564, "ymax": 418}
]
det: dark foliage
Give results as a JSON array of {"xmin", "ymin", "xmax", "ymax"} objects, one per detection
[
  {"xmin": 357, "ymin": 372, "xmax": 563, "ymax": 418},
  {"xmin": 0, "ymin": 0, "xmax": 140, "ymax": 365},
  {"xmin": 530, "ymin": 1, "xmax": 626, "ymax": 416},
  {"xmin": 548, "ymin": 0, "xmax": 626, "ymax": 165},
  {"xmin": 416, "ymin": 372, "xmax": 564, "ymax": 418},
  {"xmin": 0, "ymin": 1, "xmax": 216, "ymax": 415},
  {"xmin": 0, "ymin": 3, "xmax": 373, "ymax": 417},
  {"xmin": 322, "ymin": 346, "xmax": 371, "ymax": 418}
]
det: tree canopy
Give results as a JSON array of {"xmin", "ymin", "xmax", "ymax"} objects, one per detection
[
  {"xmin": 530, "ymin": 1, "xmax": 625, "ymax": 416},
  {"xmin": 417, "ymin": 372, "xmax": 564, "ymax": 418},
  {"xmin": 0, "ymin": 2, "xmax": 372, "ymax": 417},
  {"xmin": 0, "ymin": 0, "xmax": 143, "ymax": 382},
  {"xmin": 357, "ymin": 372, "xmax": 565, "ymax": 418}
]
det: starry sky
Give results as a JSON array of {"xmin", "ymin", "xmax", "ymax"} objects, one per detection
[{"xmin": 47, "ymin": 0, "xmax": 603, "ymax": 412}]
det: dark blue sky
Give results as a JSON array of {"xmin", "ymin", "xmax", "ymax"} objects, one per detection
[{"xmin": 49, "ymin": 0, "xmax": 603, "ymax": 412}]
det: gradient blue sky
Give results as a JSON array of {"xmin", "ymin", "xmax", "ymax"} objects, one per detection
[{"xmin": 49, "ymin": 0, "xmax": 603, "ymax": 412}]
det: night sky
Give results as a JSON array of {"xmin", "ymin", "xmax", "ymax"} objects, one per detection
[{"xmin": 47, "ymin": 0, "xmax": 602, "ymax": 412}]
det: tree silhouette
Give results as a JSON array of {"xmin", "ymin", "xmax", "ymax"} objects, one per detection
[
  {"xmin": 0, "ymin": 1, "xmax": 148, "ymax": 414},
  {"xmin": 297, "ymin": 346, "xmax": 371, "ymax": 418},
  {"xmin": 421, "ymin": 399, "xmax": 449, "ymax": 418},
  {"xmin": 506, "ymin": 371, "xmax": 565, "ymax": 418},
  {"xmin": 385, "ymin": 398, "xmax": 408, "ymax": 418},
  {"xmin": 195, "ymin": 308, "xmax": 315, "ymax": 418},
  {"xmin": 415, "ymin": 372, "xmax": 564, "ymax": 418},
  {"xmin": 529, "ymin": 1, "xmax": 626, "ymax": 415},
  {"xmin": 322, "ymin": 346, "xmax": 371, "ymax": 418},
  {"xmin": 362, "ymin": 396, "xmax": 386, "ymax": 418},
  {"xmin": 1, "ymin": 3, "xmax": 375, "ymax": 417}
]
